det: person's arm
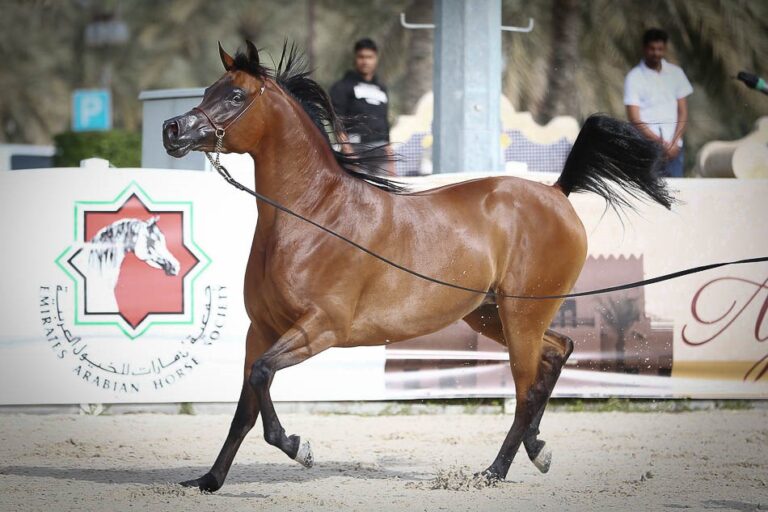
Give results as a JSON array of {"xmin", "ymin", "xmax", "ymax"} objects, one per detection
[
  {"xmin": 665, "ymin": 97, "xmax": 688, "ymax": 158},
  {"xmin": 666, "ymin": 68, "xmax": 694, "ymax": 158},
  {"xmin": 626, "ymin": 105, "xmax": 663, "ymax": 144},
  {"xmin": 624, "ymin": 71, "xmax": 664, "ymax": 145},
  {"xmin": 329, "ymin": 81, "xmax": 347, "ymax": 117},
  {"xmin": 384, "ymin": 144, "xmax": 396, "ymax": 176},
  {"xmin": 337, "ymin": 130, "xmax": 353, "ymax": 155},
  {"xmin": 383, "ymin": 87, "xmax": 396, "ymax": 175},
  {"xmin": 330, "ymin": 81, "xmax": 353, "ymax": 155}
]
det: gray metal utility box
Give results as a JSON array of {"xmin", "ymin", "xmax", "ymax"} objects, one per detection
[{"xmin": 139, "ymin": 88, "xmax": 207, "ymax": 170}]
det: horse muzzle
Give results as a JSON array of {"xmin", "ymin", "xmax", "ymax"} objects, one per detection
[
  {"xmin": 162, "ymin": 111, "xmax": 212, "ymax": 158},
  {"xmin": 160, "ymin": 258, "xmax": 180, "ymax": 276}
]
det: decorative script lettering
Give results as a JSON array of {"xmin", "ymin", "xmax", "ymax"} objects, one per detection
[{"xmin": 681, "ymin": 276, "xmax": 768, "ymax": 381}]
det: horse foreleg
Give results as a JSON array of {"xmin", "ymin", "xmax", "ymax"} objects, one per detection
[
  {"xmin": 180, "ymin": 325, "xmax": 272, "ymax": 492},
  {"xmin": 180, "ymin": 384, "xmax": 259, "ymax": 492},
  {"xmin": 249, "ymin": 312, "xmax": 336, "ymax": 468}
]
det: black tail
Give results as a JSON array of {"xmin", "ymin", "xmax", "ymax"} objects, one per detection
[{"xmin": 556, "ymin": 114, "xmax": 674, "ymax": 211}]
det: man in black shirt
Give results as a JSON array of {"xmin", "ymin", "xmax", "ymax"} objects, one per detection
[{"xmin": 330, "ymin": 38, "xmax": 394, "ymax": 174}]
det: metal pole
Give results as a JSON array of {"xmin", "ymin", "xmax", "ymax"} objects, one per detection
[{"xmin": 432, "ymin": 0, "xmax": 502, "ymax": 173}]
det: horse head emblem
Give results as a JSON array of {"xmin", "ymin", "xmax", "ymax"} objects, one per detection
[
  {"xmin": 76, "ymin": 217, "xmax": 181, "ymax": 314},
  {"xmin": 133, "ymin": 217, "xmax": 180, "ymax": 276}
]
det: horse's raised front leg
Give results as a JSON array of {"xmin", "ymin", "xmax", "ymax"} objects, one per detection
[
  {"xmin": 180, "ymin": 324, "xmax": 272, "ymax": 492},
  {"xmin": 249, "ymin": 310, "xmax": 337, "ymax": 468}
]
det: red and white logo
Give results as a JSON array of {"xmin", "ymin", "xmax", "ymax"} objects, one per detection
[{"xmin": 57, "ymin": 183, "xmax": 208, "ymax": 338}]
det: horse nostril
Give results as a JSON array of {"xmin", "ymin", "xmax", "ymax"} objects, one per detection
[{"xmin": 163, "ymin": 119, "xmax": 180, "ymax": 141}]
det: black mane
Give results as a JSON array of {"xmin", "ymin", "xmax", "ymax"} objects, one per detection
[{"xmin": 232, "ymin": 42, "xmax": 406, "ymax": 194}]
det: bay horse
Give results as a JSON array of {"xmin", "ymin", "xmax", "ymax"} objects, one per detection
[{"xmin": 162, "ymin": 41, "xmax": 672, "ymax": 492}]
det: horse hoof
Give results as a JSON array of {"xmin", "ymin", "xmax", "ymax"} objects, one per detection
[
  {"xmin": 294, "ymin": 439, "xmax": 314, "ymax": 468},
  {"xmin": 476, "ymin": 468, "xmax": 502, "ymax": 483},
  {"xmin": 180, "ymin": 472, "xmax": 220, "ymax": 493},
  {"xmin": 532, "ymin": 444, "xmax": 552, "ymax": 474}
]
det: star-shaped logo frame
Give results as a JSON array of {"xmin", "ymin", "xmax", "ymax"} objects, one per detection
[{"xmin": 55, "ymin": 182, "xmax": 211, "ymax": 339}]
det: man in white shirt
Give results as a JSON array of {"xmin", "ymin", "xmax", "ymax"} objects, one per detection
[{"xmin": 624, "ymin": 28, "xmax": 693, "ymax": 177}]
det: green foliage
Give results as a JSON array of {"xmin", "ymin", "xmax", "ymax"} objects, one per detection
[
  {"xmin": 550, "ymin": 398, "xmax": 694, "ymax": 413},
  {"xmin": 4, "ymin": 0, "xmax": 768, "ymax": 171},
  {"xmin": 714, "ymin": 400, "xmax": 753, "ymax": 410},
  {"xmin": 178, "ymin": 402, "xmax": 195, "ymax": 415},
  {"xmin": 53, "ymin": 130, "xmax": 141, "ymax": 168}
]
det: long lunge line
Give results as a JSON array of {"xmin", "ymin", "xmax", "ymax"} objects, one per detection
[{"xmin": 207, "ymin": 152, "xmax": 767, "ymax": 301}]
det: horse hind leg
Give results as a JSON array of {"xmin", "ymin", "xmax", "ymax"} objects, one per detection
[
  {"xmin": 463, "ymin": 308, "xmax": 573, "ymax": 474},
  {"xmin": 462, "ymin": 304, "xmax": 506, "ymax": 347},
  {"xmin": 479, "ymin": 297, "xmax": 568, "ymax": 481},
  {"xmin": 522, "ymin": 329, "xmax": 574, "ymax": 473}
]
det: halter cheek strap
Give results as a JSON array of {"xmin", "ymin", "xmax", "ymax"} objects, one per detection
[
  {"xmin": 193, "ymin": 83, "xmax": 266, "ymax": 137},
  {"xmin": 194, "ymin": 83, "xmax": 266, "ymax": 172},
  {"xmin": 192, "ymin": 106, "xmax": 224, "ymax": 139}
]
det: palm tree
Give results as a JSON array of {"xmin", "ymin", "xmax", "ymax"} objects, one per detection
[
  {"xmin": 597, "ymin": 295, "xmax": 641, "ymax": 373},
  {"xmin": 401, "ymin": 0, "xmax": 433, "ymax": 113},
  {"xmin": 536, "ymin": 0, "xmax": 581, "ymax": 124},
  {"xmin": 502, "ymin": 0, "xmax": 768, "ymax": 170},
  {"xmin": 2, "ymin": 0, "xmax": 766, "ymax": 160},
  {"xmin": 0, "ymin": 1, "xmax": 86, "ymax": 143}
]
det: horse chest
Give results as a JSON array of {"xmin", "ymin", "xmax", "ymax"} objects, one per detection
[{"xmin": 243, "ymin": 238, "xmax": 315, "ymax": 326}]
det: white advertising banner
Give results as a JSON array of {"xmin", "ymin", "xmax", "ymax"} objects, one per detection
[{"xmin": 0, "ymin": 166, "xmax": 766, "ymax": 404}]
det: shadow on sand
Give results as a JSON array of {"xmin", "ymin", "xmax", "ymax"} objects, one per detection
[{"xmin": 0, "ymin": 460, "xmax": 424, "ymax": 489}]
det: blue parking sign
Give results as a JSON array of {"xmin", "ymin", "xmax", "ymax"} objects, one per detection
[{"xmin": 72, "ymin": 89, "xmax": 112, "ymax": 131}]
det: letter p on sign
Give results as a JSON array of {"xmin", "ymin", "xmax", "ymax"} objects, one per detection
[{"xmin": 72, "ymin": 90, "xmax": 112, "ymax": 132}]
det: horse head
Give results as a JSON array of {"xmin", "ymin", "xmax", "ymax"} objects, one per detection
[
  {"xmin": 133, "ymin": 217, "xmax": 180, "ymax": 276},
  {"xmin": 163, "ymin": 40, "xmax": 269, "ymax": 158}
]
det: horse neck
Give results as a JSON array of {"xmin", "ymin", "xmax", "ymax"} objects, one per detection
[
  {"xmin": 88, "ymin": 220, "xmax": 135, "ymax": 276},
  {"xmin": 247, "ymin": 91, "xmax": 362, "ymax": 221},
  {"xmin": 88, "ymin": 242, "xmax": 126, "ymax": 281}
]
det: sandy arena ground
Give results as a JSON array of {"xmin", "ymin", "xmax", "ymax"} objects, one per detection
[{"xmin": 0, "ymin": 409, "xmax": 766, "ymax": 511}]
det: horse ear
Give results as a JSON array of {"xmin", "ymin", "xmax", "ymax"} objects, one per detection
[
  {"xmin": 219, "ymin": 41, "xmax": 235, "ymax": 71},
  {"xmin": 147, "ymin": 216, "xmax": 159, "ymax": 228},
  {"xmin": 245, "ymin": 40, "xmax": 260, "ymax": 66}
]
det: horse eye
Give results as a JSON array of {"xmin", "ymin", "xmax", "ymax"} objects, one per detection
[{"xmin": 232, "ymin": 92, "xmax": 245, "ymax": 103}]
